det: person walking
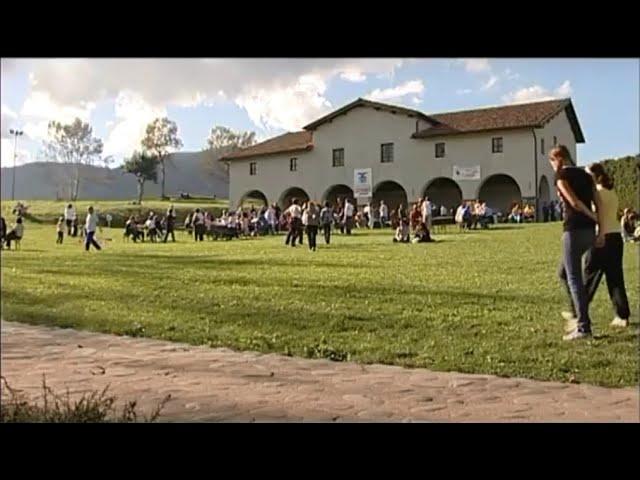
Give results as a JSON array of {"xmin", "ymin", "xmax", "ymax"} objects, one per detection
[
  {"xmin": 320, "ymin": 201, "xmax": 333, "ymax": 245},
  {"xmin": 563, "ymin": 162, "xmax": 631, "ymax": 330},
  {"xmin": 64, "ymin": 203, "xmax": 75, "ymax": 236},
  {"xmin": 285, "ymin": 199, "xmax": 302, "ymax": 247},
  {"xmin": 192, "ymin": 208, "xmax": 205, "ymax": 242},
  {"xmin": 343, "ymin": 198, "xmax": 355, "ymax": 235},
  {"xmin": 305, "ymin": 201, "xmax": 320, "ymax": 251},
  {"xmin": 163, "ymin": 205, "xmax": 176, "ymax": 242},
  {"xmin": 379, "ymin": 200, "xmax": 389, "ymax": 228},
  {"xmin": 551, "ymin": 145, "xmax": 603, "ymax": 341},
  {"xmin": 84, "ymin": 206, "xmax": 102, "ymax": 252}
]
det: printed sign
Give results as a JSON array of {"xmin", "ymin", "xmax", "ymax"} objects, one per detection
[
  {"xmin": 453, "ymin": 165, "xmax": 481, "ymax": 181},
  {"xmin": 353, "ymin": 168, "xmax": 372, "ymax": 198}
]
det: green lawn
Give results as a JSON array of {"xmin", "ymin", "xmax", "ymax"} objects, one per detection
[{"xmin": 1, "ymin": 216, "xmax": 638, "ymax": 387}]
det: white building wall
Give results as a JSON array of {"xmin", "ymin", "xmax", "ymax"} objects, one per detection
[{"xmin": 228, "ymin": 105, "xmax": 580, "ymax": 211}]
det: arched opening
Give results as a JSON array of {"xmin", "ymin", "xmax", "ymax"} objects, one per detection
[
  {"xmin": 423, "ymin": 177, "xmax": 463, "ymax": 214},
  {"xmin": 372, "ymin": 180, "xmax": 408, "ymax": 213},
  {"xmin": 279, "ymin": 187, "xmax": 310, "ymax": 208},
  {"xmin": 477, "ymin": 174, "xmax": 522, "ymax": 215},
  {"xmin": 322, "ymin": 184, "xmax": 355, "ymax": 208},
  {"xmin": 239, "ymin": 190, "xmax": 268, "ymax": 208}
]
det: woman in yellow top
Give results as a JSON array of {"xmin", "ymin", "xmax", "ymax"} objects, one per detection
[{"xmin": 564, "ymin": 162, "xmax": 630, "ymax": 329}]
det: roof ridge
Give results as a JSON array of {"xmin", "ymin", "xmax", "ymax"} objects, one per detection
[{"xmin": 431, "ymin": 98, "xmax": 570, "ymax": 117}]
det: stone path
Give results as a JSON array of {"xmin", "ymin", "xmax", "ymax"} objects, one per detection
[{"xmin": 1, "ymin": 320, "xmax": 638, "ymax": 422}]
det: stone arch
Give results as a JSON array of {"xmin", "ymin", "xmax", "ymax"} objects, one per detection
[
  {"xmin": 322, "ymin": 184, "xmax": 355, "ymax": 208},
  {"xmin": 279, "ymin": 186, "xmax": 310, "ymax": 208},
  {"xmin": 372, "ymin": 180, "xmax": 408, "ymax": 213},
  {"xmin": 239, "ymin": 189, "xmax": 268, "ymax": 208},
  {"xmin": 477, "ymin": 174, "xmax": 522, "ymax": 215},
  {"xmin": 422, "ymin": 177, "xmax": 463, "ymax": 213}
]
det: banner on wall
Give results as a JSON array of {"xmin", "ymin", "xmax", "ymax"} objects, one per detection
[
  {"xmin": 353, "ymin": 168, "xmax": 372, "ymax": 198},
  {"xmin": 453, "ymin": 165, "xmax": 481, "ymax": 181}
]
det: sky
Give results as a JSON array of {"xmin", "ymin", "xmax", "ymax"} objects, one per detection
[{"xmin": 1, "ymin": 58, "xmax": 638, "ymax": 168}]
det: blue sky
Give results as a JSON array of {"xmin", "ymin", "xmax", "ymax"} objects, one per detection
[{"xmin": 1, "ymin": 58, "xmax": 638, "ymax": 168}]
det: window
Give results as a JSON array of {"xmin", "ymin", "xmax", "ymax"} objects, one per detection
[
  {"xmin": 249, "ymin": 162, "xmax": 256, "ymax": 176},
  {"xmin": 553, "ymin": 136, "xmax": 557, "ymax": 146},
  {"xmin": 492, "ymin": 137, "xmax": 503, "ymax": 153},
  {"xmin": 332, "ymin": 148, "xmax": 344, "ymax": 167},
  {"xmin": 381, "ymin": 143, "xmax": 394, "ymax": 163},
  {"xmin": 435, "ymin": 142, "xmax": 445, "ymax": 158},
  {"xmin": 540, "ymin": 138, "xmax": 545, "ymax": 155},
  {"xmin": 289, "ymin": 157, "xmax": 297, "ymax": 172}
]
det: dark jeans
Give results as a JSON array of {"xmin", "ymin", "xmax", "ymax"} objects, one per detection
[
  {"xmin": 322, "ymin": 224, "xmax": 331, "ymax": 244},
  {"xmin": 163, "ymin": 226, "xmax": 175, "ymax": 243},
  {"xmin": 194, "ymin": 224, "xmax": 205, "ymax": 241},
  {"xmin": 85, "ymin": 231, "xmax": 101, "ymax": 251},
  {"xmin": 307, "ymin": 225, "xmax": 318, "ymax": 250},
  {"xmin": 5, "ymin": 231, "xmax": 21, "ymax": 248},
  {"xmin": 56, "ymin": 231, "xmax": 63, "ymax": 244},
  {"xmin": 285, "ymin": 218, "xmax": 302, "ymax": 246},
  {"xmin": 584, "ymin": 233, "xmax": 631, "ymax": 320},
  {"xmin": 65, "ymin": 219, "xmax": 72, "ymax": 235},
  {"xmin": 557, "ymin": 229, "xmax": 595, "ymax": 333},
  {"xmin": 344, "ymin": 216, "xmax": 353, "ymax": 235}
]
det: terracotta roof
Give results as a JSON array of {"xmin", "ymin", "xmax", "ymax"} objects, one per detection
[
  {"xmin": 413, "ymin": 98, "xmax": 585, "ymax": 143},
  {"xmin": 221, "ymin": 131, "xmax": 313, "ymax": 161},
  {"xmin": 303, "ymin": 97, "xmax": 438, "ymax": 130}
]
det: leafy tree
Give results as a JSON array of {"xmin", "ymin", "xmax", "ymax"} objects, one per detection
[
  {"xmin": 141, "ymin": 118, "xmax": 182, "ymax": 199},
  {"xmin": 123, "ymin": 151, "xmax": 159, "ymax": 204}
]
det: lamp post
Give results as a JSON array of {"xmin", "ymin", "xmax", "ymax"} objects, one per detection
[{"xmin": 9, "ymin": 129, "xmax": 24, "ymax": 201}]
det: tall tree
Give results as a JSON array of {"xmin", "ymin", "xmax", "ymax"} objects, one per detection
[
  {"xmin": 206, "ymin": 126, "xmax": 257, "ymax": 175},
  {"xmin": 43, "ymin": 118, "xmax": 105, "ymax": 201},
  {"xmin": 141, "ymin": 118, "xmax": 182, "ymax": 199},
  {"xmin": 123, "ymin": 151, "xmax": 158, "ymax": 205}
]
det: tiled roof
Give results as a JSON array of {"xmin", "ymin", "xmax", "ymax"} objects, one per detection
[{"xmin": 221, "ymin": 131, "xmax": 313, "ymax": 161}]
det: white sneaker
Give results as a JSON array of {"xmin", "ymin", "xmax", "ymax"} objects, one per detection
[
  {"xmin": 611, "ymin": 317, "xmax": 629, "ymax": 328},
  {"xmin": 562, "ymin": 311, "xmax": 578, "ymax": 332},
  {"xmin": 563, "ymin": 329, "xmax": 592, "ymax": 341}
]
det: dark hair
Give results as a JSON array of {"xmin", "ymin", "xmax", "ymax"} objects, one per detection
[
  {"xmin": 324, "ymin": 201, "xmax": 330, "ymax": 208},
  {"xmin": 588, "ymin": 162, "xmax": 614, "ymax": 190},
  {"xmin": 17, "ymin": 217, "xmax": 23, "ymax": 224},
  {"xmin": 550, "ymin": 145, "xmax": 573, "ymax": 164}
]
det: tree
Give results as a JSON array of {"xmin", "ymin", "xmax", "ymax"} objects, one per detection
[
  {"xmin": 601, "ymin": 154, "xmax": 640, "ymax": 210},
  {"xmin": 206, "ymin": 126, "xmax": 257, "ymax": 152},
  {"xmin": 141, "ymin": 118, "xmax": 182, "ymax": 200},
  {"xmin": 43, "ymin": 118, "xmax": 105, "ymax": 201},
  {"xmin": 123, "ymin": 151, "xmax": 158, "ymax": 205},
  {"xmin": 206, "ymin": 126, "xmax": 257, "ymax": 175}
]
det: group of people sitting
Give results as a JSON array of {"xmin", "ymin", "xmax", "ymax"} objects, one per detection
[
  {"xmin": 392, "ymin": 197, "xmax": 436, "ymax": 243},
  {"xmin": 124, "ymin": 206, "xmax": 177, "ymax": 243},
  {"xmin": 454, "ymin": 200, "xmax": 496, "ymax": 230},
  {"xmin": 507, "ymin": 203, "xmax": 536, "ymax": 223}
]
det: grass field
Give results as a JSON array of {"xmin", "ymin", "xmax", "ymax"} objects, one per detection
[{"xmin": 1, "ymin": 210, "xmax": 638, "ymax": 387}]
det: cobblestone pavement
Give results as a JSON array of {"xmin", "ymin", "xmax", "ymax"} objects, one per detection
[{"xmin": 1, "ymin": 321, "xmax": 638, "ymax": 422}]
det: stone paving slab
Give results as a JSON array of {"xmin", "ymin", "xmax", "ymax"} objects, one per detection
[{"xmin": 1, "ymin": 320, "xmax": 638, "ymax": 422}]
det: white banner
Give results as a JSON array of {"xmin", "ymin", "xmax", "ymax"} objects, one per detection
[
  {"xmin": 353, "ymin": 168, "xmax": 372, "ymax": 198},
  {"xmin": 453, "ymin": 165, "xmax": 481, "ymax": 181}
]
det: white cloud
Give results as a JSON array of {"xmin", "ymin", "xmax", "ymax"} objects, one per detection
[
  {"xmin": 366, "ymin": 80, "xmax": 425, "ymax": 103},
  {"xmin": 456, "ymin": 88, "xmax": 472, "ymax": 95},
  {"xmin": 504, "ymin": 68, "xmax": 520, "ymax": 80},
  {"xmin": 555, "ymin": 80, "xmax": 573, "ymax": 97},
  {"xmin": 460, "ymin": 59, "xmax": 491, "ymax": 73},
  {"xmin": 1, "ymin": 104, "xmax": 19, "ymax": 138},
  {"xmin": 340, "ymin": 70, "xmax": 367, "ymax": 82},
  {"xmin": 236, "ymin": 74, "xmax": 332, "ymax": 132},
  {"xmin": 411, "ymin": 96, "xmax": 422, "ymax": 105},
  {"xmin": 481, "ymin": 75, "xmax": 499, "ymax": 91},
  {"xmin": 502, "ymin": 80, "xmax": 573, "ymax": 104},
  {"xmin": 1, "ymin": 138, "xmax": 32, "ymax": 168},
  {"xmin": 102, "ymin": 91, "xmax": 167, "ymax": 159}
]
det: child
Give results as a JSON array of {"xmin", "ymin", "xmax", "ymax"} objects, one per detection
[
  {"xmin": 56, "ymin": 217, "xmax": 64, "ymax": 244},
  {"xmin": 412, "ymin": 222, "xmax": 434, "ymax": 243}
]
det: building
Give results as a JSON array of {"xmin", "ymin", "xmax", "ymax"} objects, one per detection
[{"xmin": 221, "ymin": 97, "xmax": 585, "ymax": 216}]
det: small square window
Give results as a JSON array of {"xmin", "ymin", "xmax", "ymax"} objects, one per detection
[
  {"xmin": 492, "ymin": 137, "xmax": 503, "ymax": 153},
  {"xmin": 332, "ymin": 148, "xmax": 344, "ymax": 167},
  {"xmin": 381, "ymin": 143, "xmax": 394, "ymax": 163},
  {"xmin": 435, "ymin": 142, "xmax": 445, "ymax": 158},
  {"xmin": 249, "ymin": 162, "xmax": 256, "ymax": 176},
  {"xmin": 290, "ymin": 157, "xmax": 297, "ymax": 172}
]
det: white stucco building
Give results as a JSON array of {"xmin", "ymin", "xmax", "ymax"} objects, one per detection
[{"xmin": 222, "ymin": 97, "xmax": 585, "ymax": 217}]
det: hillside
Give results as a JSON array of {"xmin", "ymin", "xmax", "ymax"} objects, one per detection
[{"xmin": 0, "ymin": 150, "xmax": 229, "ymax": 201}]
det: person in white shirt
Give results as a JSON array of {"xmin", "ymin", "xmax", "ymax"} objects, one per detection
[
  {"xmin": 440, "ymin": 205, "xmax": 447, "ymax": 217},
  {"xmin": 422, "ymin": 197, "xmax": 432, "ymax": 229},
  {"xmin": 64, "ymin": 204, "xmax": 76, "ymax": 236},
  {"xmin": 363, "ymin": 204, "xmax": 371, "ymax": 229},
  {"xmin": 265, "ymin": 204, "xmax": 277, "ymax": 235},
  {"xmin": 343, "ymin": 198, "xmax": 355, "ymax": 235},
  {"xmin": 285, "ymin": 198, "xmax": 303, "ymax": 247},
  {"xmin": 379, "ymin": 200, "xmax": 389, "ymax": 227},
  {"xmin": 84, "ymin": 206, "xmax": 101, "ymax": 251},
  {"xmin": 5, "ymin": 216, "xmax": 24, "ymax": 249}
]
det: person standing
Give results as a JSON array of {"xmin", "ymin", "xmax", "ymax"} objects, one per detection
[
  {"xmin": 5, "ymin": 217, "xmax": 24, "ymax": 249},
  {"xmin": 576, "ymin": 163, "xmax": 630, "ymax": 328},
  {"xmin": 163, "ymin": 205, "xmax": 176, "ymax": 243},
  {"xmin": 551, "ymin": 145, "xmax": 603, "ymax": 341},
  {"xmin": 265, "ymin": 204, "xmax": 277, "ymax": 235},
  {"xmin": 305, "ymin": 201, "xmax": 320, "ymax": 251},
  {"xmin": 320, "ymin": 201, "xmax": 333, "ymax": 245},
  {"xmin": 422, "ymin": 197, "xmax": 432, "ymax": 230},
  {"xmin": 84, "ymin": 206, "xmax": 102, "ymax": 252},
  {"xmin": 192, "ymin": 208, "xmax": 205, "ymax": 242},
  {"xmin": 343, "ymin": 198, "xmax": 355, "ymax": 235},
  {"xmin": 285, "ymin": 199, "xmax": 302, "ymax": 247},
  {"xmin": 379, "ymin": 200, "xmax": 389, "ymax": 228},
  {"xmin": 64, "ymin": 204, "xmax": 75, "ymax": 236},
  {"xmin": 56, "ymin": 217, "xmax": 64, "ymax": 244}
]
